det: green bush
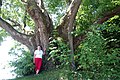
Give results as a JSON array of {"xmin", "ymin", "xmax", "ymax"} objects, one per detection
[
  {"xmin": 9, "ymin": 45, "xmax": 34, "ymax": 77},
  {"xmin": 48, "ymin": 37, "xmax": 70, "ymax": 68},
  {"xmin": 75, "ymin": 26, "xmax": 120, "ymax": 79}
]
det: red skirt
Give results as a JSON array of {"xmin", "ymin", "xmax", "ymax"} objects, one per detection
[{"xmin": 35, "ymin": 58, "xmax": 42, "ymax": 71}]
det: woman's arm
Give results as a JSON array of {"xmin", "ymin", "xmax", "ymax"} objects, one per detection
[
  {"xmin": 43, "ymin": 48, "xmax": 46, "ymax": 55},
  {"xmin": 33, "ymin": 51, "xmax": 36, "ymax": 63}
]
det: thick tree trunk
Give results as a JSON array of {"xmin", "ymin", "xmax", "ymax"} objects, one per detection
[
  {"xmin": 26, "ymin": 0, "xmax": 55, "ymax": 70},
  {"xmin": 26, "ymin": 0, "xmax": 53, "ymax": 49}
]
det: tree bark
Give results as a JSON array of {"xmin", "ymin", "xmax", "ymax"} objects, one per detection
[{"xmin": 26, "ymin": 0, "xmax": 53, "ymax": 49}]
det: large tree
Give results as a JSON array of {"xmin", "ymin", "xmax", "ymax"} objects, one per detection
[
  {"xmin": 0, "ymin": 0, "xmax": 120, "ymax": 69},
  {"xmin": 0, "ymin": 0, "xmax": 81, "ymax": 53}
]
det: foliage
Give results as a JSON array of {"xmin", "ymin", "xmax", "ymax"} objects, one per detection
[
  {"xmin": 1, "ymin": 0, "xmax": 35, "ymax": 33},
  {"xmin": 101, "ymin": 15, "xmax": 120, "ymax": 49},
  {"xmin": 75, "ymin": 25, "xmax": 120, "ymax": 79},
  {"xmin": 44, "ymin": 0, "xmax": 67, "ymax": 26},
  {"xmin": 48, "ymin": 37, "xmax": 71, "ymax": 68},
  {"xmin": 73, "ymin": 3, "xmax": 120, "ymax": 79},
  {"xmin": 44, "ymin": 0, "xmax": 66, "ymax": 13},
  {"xmin": 9, "ymin": 43, "xmax": 34, "ymax": 77},
  {"xmin": 75, "ymin": 0, "xmax": 120, "ymax": 37},
  {"xmin": 82, "ymin": 0, "xmax": 120, "ymax": 18},
  {"xmin": 0, "ymin": 28, "xmax": 7, "ymax": 44}
]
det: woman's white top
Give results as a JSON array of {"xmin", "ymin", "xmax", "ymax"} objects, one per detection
[{"xmin": 34, "ymin": 50, "xmax": 44, "ymax": 58}]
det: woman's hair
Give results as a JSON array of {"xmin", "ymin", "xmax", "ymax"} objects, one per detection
[{"xmin": 37, "ymin": 45, "xmax": 43, "ymax": 50}]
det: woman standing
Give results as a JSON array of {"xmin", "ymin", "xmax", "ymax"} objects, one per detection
[{"xmin": 33, "ymin": 45, "xmax": 46, "ymax": 74}]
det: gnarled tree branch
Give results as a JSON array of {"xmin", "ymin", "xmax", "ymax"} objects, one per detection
[
  {"xmin": 0, "ymin": 17, "xmax": 34, "ymax": 51},
  {"xmin": 97, "ymin": 6, "xmax": 120, "ymax": 24},
  {"xmin": 57, "ymin": 0, "xmax": 82, "ymax": 41}
]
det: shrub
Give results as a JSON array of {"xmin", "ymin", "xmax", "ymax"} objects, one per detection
[
  {"xmin": 48, "ymin": 37, "xmax": 70, "ymax": 68},
  {"xmin": 9, "ymin": 44, "xmax": 34, "ymax": 77},
  {"xmin": 75, "ymin": 25, "xmax": 120, "ymax": 79}
]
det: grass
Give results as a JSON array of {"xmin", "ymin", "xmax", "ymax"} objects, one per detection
[
  {"xmin": 9, "ymin": 68, "xmax": 94, "ymax": 80},
  {"xmin": 9, "ymin": 68, "xmax": 117, "ymax": 80},
  {"xmin": 10, "ymin": 69, "xmax": 71, "ymax": 80}
]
